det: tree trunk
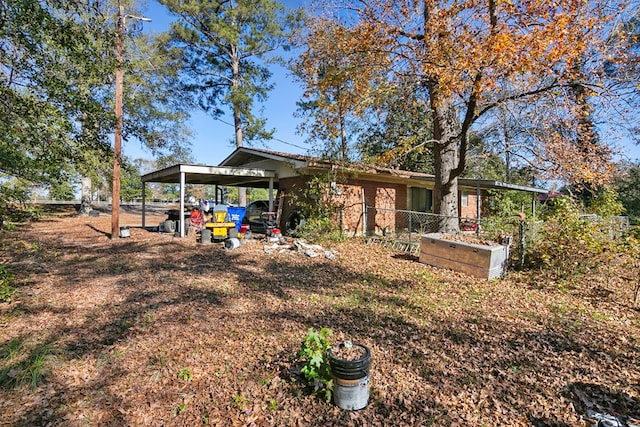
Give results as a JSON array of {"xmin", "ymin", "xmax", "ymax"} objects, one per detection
[
  {"xmin": 78, "ymin": 177, "xmax": 93, "ymax": 216},
  {"xmin": 433, "ymin": 142, "xmax": 460, "ymax": 233},
  {"xmin": 231, "ymin": 51, "xmax": 247, "ymax": 207},
  {"xmin": 570, "ymin": 60, "xmax": 599, "ymax": 154},
  {"xmin": 430, "ymin": 90, "xmax": 462, "ymax": 233},
  {"xmin": 234, "ymin": 101, "xmax": 247, "ymax": 207}
]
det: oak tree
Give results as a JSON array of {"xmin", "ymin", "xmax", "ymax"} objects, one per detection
[
  {"xmin": 297, "ymin": 0, "xmax": 618, "ymax": 232},
  {"xmin": 1, "ymin": 0, "xmax": 115, "ymax": 204}
]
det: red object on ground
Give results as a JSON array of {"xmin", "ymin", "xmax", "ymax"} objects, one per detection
[{"xmin": 189, "ymin": 209, "xmax": 205, "ymax": 232}]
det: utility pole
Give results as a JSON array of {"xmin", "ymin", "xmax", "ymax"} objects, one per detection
[
  {"xmin": 111, "ymin": 5, "xmax": 124, "ymax": 240},
  {"xmin": 111, "ymin": 5, "xmax": 150, "ymax": 239}
]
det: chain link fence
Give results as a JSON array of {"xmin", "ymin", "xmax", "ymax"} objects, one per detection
[
  {"xmin": 581, "ymin": 215, "xmax": 630, "ymax": 239},
  {"xmin": 364, "ymin": 206, "xmax": 484, "ymax": 256},
  {"xmin": 363, "ymin": 206, "xmax": 631, "ymax": 270},
  {"xmin": 365, "ymin": 206, "xmax": 540, "ymax": 269}
]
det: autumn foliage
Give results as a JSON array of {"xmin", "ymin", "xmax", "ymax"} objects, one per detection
[{"xmin": 296, "ymin": 0, "xmax": 620, "ymax": 231}]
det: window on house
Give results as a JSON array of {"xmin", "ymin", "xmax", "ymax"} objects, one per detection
[
  {"xmin": 409, "ymin": 187, "xmax": 432, "ymax": 212},
  {"xmin": 461, "ymin": 191, "xmax": 468, "ymax": 207}
]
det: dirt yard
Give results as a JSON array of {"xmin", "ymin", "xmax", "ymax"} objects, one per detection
[{"xmin": 1, "ymin": 207, "xmax": 639, "ymax": 426}]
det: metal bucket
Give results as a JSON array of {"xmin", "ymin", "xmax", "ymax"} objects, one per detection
[
  {"xmin": 328, "ymin": 342, "xmax": 371, "ymax": 410},
  {"xmin": 200, "ymin": 229, "xmax": 212, "ymax": 244},
  {"xmin": 333, "ymin": 375, "xmax": 370, "ymax": 411},
  {"xmin": 224, "ymin": 237, "xmax": 241, "ymax": 250},
  {"xmin": 163, "ymin": 220, "xmax": 176, "ymax": 233},
  {"xmin": 119, "ymin": 226, "xmax": 130, "ymax": 238}
]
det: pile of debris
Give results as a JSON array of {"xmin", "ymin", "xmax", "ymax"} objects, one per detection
[{"xmin": 263, "ymin": 240, "xmax": 338, "ymax": 260}]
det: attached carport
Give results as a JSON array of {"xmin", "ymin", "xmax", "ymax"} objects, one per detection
[
  {"xmin": 141, "ymin": 164, "xmax": 277, "ymax": 237},
  {"xmin": 457, "ymin": 178, "xmax": 548, "ymax": 219}
]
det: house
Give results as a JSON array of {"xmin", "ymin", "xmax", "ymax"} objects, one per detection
[{"xmin": 141, "ymin": 147, "xmax": 547, "ymax": 237}]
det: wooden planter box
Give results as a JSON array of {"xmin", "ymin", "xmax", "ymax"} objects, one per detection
[{"xmin": 419, "ymin": 233, "xmax": 508, "ymax": 280}]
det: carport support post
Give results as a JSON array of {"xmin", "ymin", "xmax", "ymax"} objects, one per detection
[
  {"xmin": 142, "ymin": 181, "xmax": 146, "ymax": 228},
  {"xmin": 476, "ymin": 184, "xmax": 481, "ymax": 226},
  {"xmin": 362, "ymin": 187, "xmax": 366, "ymax": 236},
  {"xmin": 268, "ymin": 178, "xmax": 274, "ymax": 212},
  {"xmin": 179, "ymin": 171, "xmax": 186, "ymax": 237},
  {"xmin": 531, "ymin": 194, "xmax": 536, "ymax": 218}
]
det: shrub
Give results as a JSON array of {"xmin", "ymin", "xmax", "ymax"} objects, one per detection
[
  {"xmin": 299, "ymin": 327, "xmax": 333, "ymax": 401},
  {"xmin": 614, "ymin": 228, "xmax": 640, "ymax": 306},
  {"xmin": 0, "ymin": 265, "xmax": 15, "ymax": 303},
  {"xmin": 288, "ymin": 174, "xmax": 346, "ymax": 243},
  {"xmin": 529, "ymin": 196, "xmax": 605, "ymax": 279},
  {"xmin": 296, "ymin": 215, "xmax": 344, "ymax": 243}
]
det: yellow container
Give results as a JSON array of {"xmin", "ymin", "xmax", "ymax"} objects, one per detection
[
  {"xmin": 205, "ymin": 221, "xmax": 237, "ymax": 240},
  {"xmin": 213, "ymin": 227, "xmax": 228, "ymax": 238},
  {"xmin": 213, "ymin": 211, "xmax": 228, "ymax": 223}
]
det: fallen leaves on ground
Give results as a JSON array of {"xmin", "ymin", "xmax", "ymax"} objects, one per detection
[{"xmin": 0, "ymin": 207, "xmax": 638, "ymax": 426}]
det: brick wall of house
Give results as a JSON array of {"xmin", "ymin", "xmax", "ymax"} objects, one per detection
[
  {"xmin": 277, "ymin": 175, "xmax": 408, "ymax": 235},
  {"xmin": 278, "ymin": 174, "xmax": 492, "ymax": 234},
  {"xmin": 331, "ymin": 182, "xmax": 364, "ymax": 235},
  {"xmin": 459, "ymin": 190, "xmax": 479, "ymax": 218},
  {"xmin": 342, "ymin": 178, "xmax": 407, "ymax": 234}
]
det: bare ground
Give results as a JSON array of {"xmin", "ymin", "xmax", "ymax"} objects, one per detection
[{"xmin": 0, "ymin": 207, "xmax": 639, "ymax": 426}]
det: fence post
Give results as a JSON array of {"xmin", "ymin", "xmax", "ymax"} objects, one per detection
[
  {"xmin": 518, "ymin": 220, "xmax": 526, "ymax": 270},
  {"xmin": 363, "ymin": 206, "xmax": 367, "ymax": 237},
  {"xmin": 408, "ymin": 213, "xmax": 412, "ymax": 247}
]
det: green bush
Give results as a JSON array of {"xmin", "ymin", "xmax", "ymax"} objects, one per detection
[
  {"xmin": 289, "ymin": 174, "xmax": 346, "ymax": 243},
  {"xmin": 0, "ymin": 265, "xmax": 15, "ymax": 303},
  {"xmin": 296, "ymin": 215, "xmax": 344, "ymax": 243},
  {"xmin": 529, "ymin": 196, "xmax": 608, "ymax": 279},
  {"xmin": 299, "ymin": 327, "xmax": 333, "ymax": 401}
]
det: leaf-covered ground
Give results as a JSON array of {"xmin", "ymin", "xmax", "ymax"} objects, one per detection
[{"xmin": 1, "ymin": 207, "xmax": 639, "ymax": 426}]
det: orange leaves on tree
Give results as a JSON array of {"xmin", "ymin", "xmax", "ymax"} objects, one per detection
[{"xmin": 298, "ymin": 0, "xmax": 619, "ymax": 221}]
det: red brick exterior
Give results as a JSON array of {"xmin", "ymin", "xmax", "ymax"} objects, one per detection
[
  {"xmin": 459, "ymin": 190, "xmax": 479, "ymax": 219},
  {"xmin": 276, "ymin": 174, "xmax": 408, "ymax": 235},
  {"xmin": 336, "ymin": 179, "xmax": 407, "ymax": 234},
  {"xmin": 276, "ymin": 174, "xmax": 485, "ymax": 235}
]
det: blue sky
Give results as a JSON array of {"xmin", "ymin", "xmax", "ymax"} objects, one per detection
[{"xmin": 123, "ymin": 0, "xmax": 640, "ymax": 168}]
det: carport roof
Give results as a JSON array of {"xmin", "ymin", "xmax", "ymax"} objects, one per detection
[
  {"xmin": 457, "ymin": 178, "xmax": 548, "ymax": 194},
  {"xmin": 140, "ymin": 164, "xmax": 277, "ymax": 187}
]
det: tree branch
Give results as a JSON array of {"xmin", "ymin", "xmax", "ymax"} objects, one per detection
[{"xmin": 476, "ymin": 80, "xmax": 561, "ymax": 121}]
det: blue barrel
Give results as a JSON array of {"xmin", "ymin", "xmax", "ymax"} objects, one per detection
[{"xmin": 227, "ymin": 207, "xmax": 246, "ymax": 231}]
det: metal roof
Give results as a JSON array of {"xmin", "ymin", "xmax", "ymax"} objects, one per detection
[
  {"xmin": 218, "ymin": 148, "xmax": 548, "ymax": 195},
  {"xmin": 141, "ymin": 151, "xmax": 548, "ymax": 195},
  {"xmin": 140, "ymin": 164, "xmax": 277, "ymax": 188},
  {"xmin": 458, "ymin": 179, "xmax": 548, "ymax": 194}
]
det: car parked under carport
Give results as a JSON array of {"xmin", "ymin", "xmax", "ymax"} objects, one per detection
[
  {"xmin": 243, "ymin": 200, "xmax": 306, "ymax": 236},
  {"xmin": 242, "ymin": 200, "xmax": 270, "ymax": 234}
]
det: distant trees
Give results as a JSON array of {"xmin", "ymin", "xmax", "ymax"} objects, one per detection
[
  {"xmin": 615, "ymin": 161, "xmax": 640, "ymax": 224},
  {"xmin": 355, "ymin": 80, "xmax": 434, "ymax": 172},
  {"xmin": 1, "ymin": 0, "xmax": 190, "ymax": 208},
  {"xmin": 120, "ymin": 161, "xmax": 150, "ymax": 202}
]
